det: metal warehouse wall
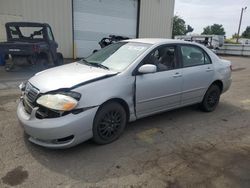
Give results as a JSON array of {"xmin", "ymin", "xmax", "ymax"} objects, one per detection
[
  {"xmin": 139, "ymin": 0, "xmax": 175, "ymax": 38},
  {"xmin": 0, "ymin": 0, "xmax": 73, "ymax": 58},
  {"xmin": 0, "ymin": 0, "xmax": 175, "ymax": 58}
]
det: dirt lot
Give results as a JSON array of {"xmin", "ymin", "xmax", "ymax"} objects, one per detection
[{"xmin": 0, "ymin": 56, "xmax": 250, "ymax": 188}]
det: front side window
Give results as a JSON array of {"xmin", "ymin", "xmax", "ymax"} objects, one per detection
[
  {"xmin": 181, "ymin": 45, "xmax": 211, "ymax": 67},
  {"xmin": 142, "ymin": 45, "xmax": 178, "ymax": 72},
  {"xmin": 85, "ymin": 42, "xmax": 151, "ymax": 72}
]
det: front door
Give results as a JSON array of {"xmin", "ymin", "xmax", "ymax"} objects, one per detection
[{"xmin": 135, "ymin": 45, "xmax": 182, "ymax": 118}]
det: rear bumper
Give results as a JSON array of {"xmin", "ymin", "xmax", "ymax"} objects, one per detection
[
  {"xmin": 222, "ymin": 78, "xmax": 232, "ymax": 93},
  {"xmin": 17, "ymin": 100, "xmax": 98, "ymax": 148}
]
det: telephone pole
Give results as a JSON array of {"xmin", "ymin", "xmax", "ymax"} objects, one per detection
[{"xmin": 236, "ymin": 7, "xmax": 247, "ymax": 43}]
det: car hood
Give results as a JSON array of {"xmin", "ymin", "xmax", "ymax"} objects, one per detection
[{"xmin": 29, "ymin": 62, "xmax": 117, "ymax": 93}]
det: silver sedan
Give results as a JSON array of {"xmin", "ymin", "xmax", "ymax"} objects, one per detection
[{"xmin": 17, "ymin": 39, "xmax": 232, "ymax": 148}]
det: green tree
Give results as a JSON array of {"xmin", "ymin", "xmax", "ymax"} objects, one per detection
[
  {"xmin": 242, "ymin": 26, "xmax": 250, "ymax": 38},
  {"xmin": 172, "ymin": 15, "xmax": 194, "ymax": 38},
  {"xmin": 187, "ymin": 25, "xmax": 194, "ymax": 33},
  {"xmin": 202, "ymin": 24, "xmax": 226, "ymax": 35},
  {"xmin": 232, "ymin": 33, "xmax": 238, "ymax": 39}
]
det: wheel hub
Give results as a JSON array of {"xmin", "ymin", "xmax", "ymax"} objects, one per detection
[
  {"xmin": 208, "ymin": 91, "xmax": 218, "ymax": 107},
  {"xmin": 98, "ymin": 110, "xmax": 122, "ymax": 139}
]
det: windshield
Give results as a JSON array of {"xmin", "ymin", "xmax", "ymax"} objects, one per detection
[{"xmin": 84, "ymin": 42, "xmax": 151, "ymax": 72}]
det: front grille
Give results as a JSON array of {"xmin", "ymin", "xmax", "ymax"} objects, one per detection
[
  {"xmin": 36, "ymin": 106, "xmax": 62, "ymax": 119},
  {"xmin": 25, "ymin": 82, "xmax": 40, "ymax": 103},
  {"xmin": 23, "ymin": 82, "xmax": 39, "ymax": 115},
  {"xmin": 23, "ymin": 98, "xmax": 34, "ymax": 114}
]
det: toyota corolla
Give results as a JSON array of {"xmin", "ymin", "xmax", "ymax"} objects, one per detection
[{"xmin": 17, "ymin": 39, "xmax": 232, "ymax": 148}]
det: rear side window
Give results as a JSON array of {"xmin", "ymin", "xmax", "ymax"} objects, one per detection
[{"xmin": 180, "ymin": 45, "xmax": 211, "ymax": 67}]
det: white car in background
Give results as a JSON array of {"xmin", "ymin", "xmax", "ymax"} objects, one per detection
[{"xmin": 17, "ymin": 39, "xmax": 232, "ymax": 148}]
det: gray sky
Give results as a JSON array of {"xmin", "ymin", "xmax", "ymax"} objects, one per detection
[{"xmin": 175, "ymin": 0, "xmax": 250, "ymax": 38}]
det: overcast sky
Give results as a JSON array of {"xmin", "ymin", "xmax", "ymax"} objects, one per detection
[{"xmin": 174, "ymin": 0, "xmax": 250, "ymax": 38}]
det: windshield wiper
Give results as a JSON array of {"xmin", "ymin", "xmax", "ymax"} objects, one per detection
[
  {"xmin": 80, "ymin": 59, "xmax": 109, "ymax": 70},
  {"xmin": 80, "ymin": 59, "xmax": 91, "ymax": 66},
  {"xmin": 92, "ymin": 63, "xmax": 109, "ymax": 70}
]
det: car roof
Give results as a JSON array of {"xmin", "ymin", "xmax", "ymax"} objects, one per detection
[{"xmin": 125, "ymin": 38, "xmax": 193, "ymax": 45}]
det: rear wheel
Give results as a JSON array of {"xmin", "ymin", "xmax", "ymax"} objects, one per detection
[
  {"xmin": 36, "ymin": 57, "xmax": 49, "ymax": 71},
  {"xmin": 93, "ymin": 102, "xmax": 127, "ymax": 144},
  {"xmin": 54, "ymin": 52, "xmax": 64, "ymax": 66},
  {"xmin": 200, "ymin": 84, "xmax": 221, "ymax": 112},
  {"xmin": 5, "ymin": 57, "xmax": 23, "ymax": 72}
]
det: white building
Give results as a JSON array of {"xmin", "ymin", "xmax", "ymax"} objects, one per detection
[{"xmin": 0, "ymin": 0, "xmax": 175, "ymax": 58}]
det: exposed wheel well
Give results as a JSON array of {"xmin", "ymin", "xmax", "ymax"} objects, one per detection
[
  {"xmin": 100, "ymin": 98, "xmax": 130, "ymax": 122},
  {"xmin": 211, "ymin": 80, "xmax": 223, "ymax": 93}
]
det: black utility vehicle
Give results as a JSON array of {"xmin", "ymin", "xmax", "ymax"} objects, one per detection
[
  {"xmin": 93, "ymin": 35, "xmax": 130, "ymax": 53},
  {"xmin": 0, "ymin": 22, "xmax": 63, "ymax": 71}
]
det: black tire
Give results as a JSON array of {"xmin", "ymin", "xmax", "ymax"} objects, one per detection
[
  {"xmin": 93, "ymin": 102, "xmax": 127, "ymax": 144},
  {"xmin": 36, "ymin": 57, "xmax": 49, "ymax": 71},
  {"xmin": 4, "ymin": 57, "xmax": 23, "ymax": 72},
  {"xmin": 200, "ymin": 84, "xmax": 221, "ymax": 112},
  {"xmin": 4, "ymin": 59, "xmax": 14, "ymax": 72},
  {"xmin": 54, "ymin": 52, "xmax": 64, "ymax": 66}
]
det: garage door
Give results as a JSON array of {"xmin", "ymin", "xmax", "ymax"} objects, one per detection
[{"xmin": 73, "ymin": 0, "xmax": 138, "ymax": 58}]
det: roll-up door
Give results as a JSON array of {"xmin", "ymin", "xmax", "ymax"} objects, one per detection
[{"xmin": 73, "ymin": 0, "xmax": 138, "ymax": 57}]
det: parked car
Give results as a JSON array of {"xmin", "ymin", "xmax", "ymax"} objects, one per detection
[
  {"xmin": 0, "ymin": 22, "xmax": 63, "ymax": 71},
  {"xmin": 17, "ymin": 39, "xmax": 232, "ymax": 148}
]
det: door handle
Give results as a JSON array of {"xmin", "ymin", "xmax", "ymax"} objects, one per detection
[
  {"xmin": 206, "ymin": 67, "xmax": 214, "ymax": 72},
  {"xmin": 173, "ymin": 72, "xmax": 182, "ymax": 78}
]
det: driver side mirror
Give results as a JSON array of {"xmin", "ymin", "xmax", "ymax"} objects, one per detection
[{"xmin": 138, "ymin": 64, "xmax": 157, "ymax": 74}]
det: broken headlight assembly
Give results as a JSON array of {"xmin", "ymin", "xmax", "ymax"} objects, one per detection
[{"xmin": 36, "ymin": 92, "xmax": 81, "ymax": 112}]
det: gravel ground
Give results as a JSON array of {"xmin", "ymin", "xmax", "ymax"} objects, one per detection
[{"xmin": 0, "ymin": 56, "xmax": 250, "ymax": 188}]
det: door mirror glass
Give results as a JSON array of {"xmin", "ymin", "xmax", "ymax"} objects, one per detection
[{"xmin": 138, "ymin": 64, "xmax": 157, "ymax": 74}]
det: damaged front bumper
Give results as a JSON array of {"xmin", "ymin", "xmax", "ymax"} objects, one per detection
[{"xmin": 17, "ymin": 99, "xmax": 98, "ymax": 148}]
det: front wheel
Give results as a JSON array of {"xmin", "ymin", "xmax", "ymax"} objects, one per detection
[
  {"xmin": 36, "ymin": 57, "xmax": 49, "ymax": 71},
  {"xmin": 200, "ymin": 84, "xmax": 221, "ymax": 112},
  {"xmin": 93, "ymin": 102, "xmax": 127, "ymax": 144}
]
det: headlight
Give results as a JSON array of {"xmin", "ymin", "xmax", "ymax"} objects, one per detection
[{"xmin": 37, "ymin": 94, "xmax": 78, "ymax": 111}]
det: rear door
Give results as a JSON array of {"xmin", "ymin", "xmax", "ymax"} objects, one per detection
[
  {"xmin": 135, "ymin": 45, "xmax": 183, "ymax": 118},
  {"xmin": 179, "ymin": 45, "xmax": 214, "ymax": 106}
]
